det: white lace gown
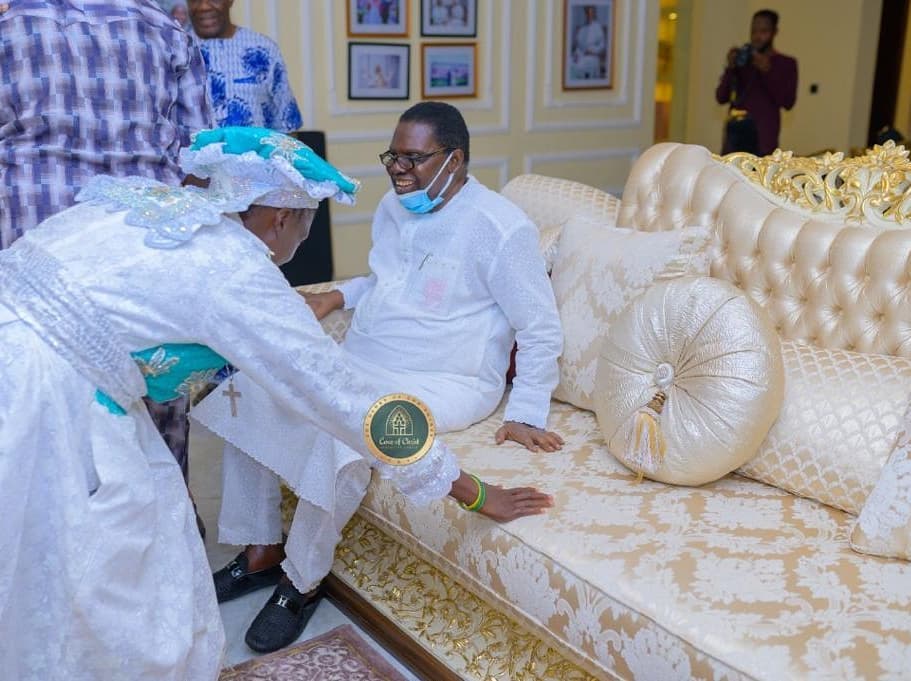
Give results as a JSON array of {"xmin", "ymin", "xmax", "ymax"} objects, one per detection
[{"xmin": 0, "ymin": 196, "xmax": 458, "ymax": 680}]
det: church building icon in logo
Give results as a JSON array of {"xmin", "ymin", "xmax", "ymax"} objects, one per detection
[
  {"xmin": 386, "ymin": 406, "xmax": 413, "ymax": 437},
  {"xmin": 364, "ymin": 393, "xmax": 435, "ymax": 465}
]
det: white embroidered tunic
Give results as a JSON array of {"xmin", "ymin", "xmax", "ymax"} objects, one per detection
[{"xmin": 339, "ymin": 176, "xmax": 562, "ymax": 429}]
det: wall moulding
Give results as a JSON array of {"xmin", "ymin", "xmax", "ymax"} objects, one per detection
[{"xmin": 523, "ymin": 146, "xmax": 640, "ymax": 195}]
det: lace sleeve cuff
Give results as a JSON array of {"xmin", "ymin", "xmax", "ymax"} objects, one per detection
[{"xmin": 372, "ymin": 441, "xmax": 460, "ymax": 506}]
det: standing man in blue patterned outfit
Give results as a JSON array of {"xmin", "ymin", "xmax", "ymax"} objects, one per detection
[{"xmin": 189, "ymin": 0, "xmax": 303, "ymax": 132}]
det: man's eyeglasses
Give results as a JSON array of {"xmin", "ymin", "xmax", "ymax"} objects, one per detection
[{"xmin": 379, "ymin": 148, "xmax": 450, "ymax": 171}]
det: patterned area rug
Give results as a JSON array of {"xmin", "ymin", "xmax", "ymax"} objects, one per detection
[{"xmin": 219, "ymin": 624, "xmax": 408, "ymax": 681}]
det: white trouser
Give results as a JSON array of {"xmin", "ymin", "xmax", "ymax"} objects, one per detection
[
  {"xmin": 214, "ymin": 355, "xmax": 503, "ymax": 593},
  {"xmin": 218, "ymin": 442, "xmax": 370, "ymax": 593},
  {"xmin": 218, "ymin": 442, "xmax": 283, "ymax": 546}
]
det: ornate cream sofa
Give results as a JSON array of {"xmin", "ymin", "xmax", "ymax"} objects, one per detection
[{"xmin": 293, "ymin": 143, "xmax": 911, "ymax": 681}]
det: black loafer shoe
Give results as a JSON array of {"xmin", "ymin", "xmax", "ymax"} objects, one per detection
[
  {"xmin": 244, "ymin": 582, "xmax": 323, "ymax": 653},
  {"xmin": 213, "ymin": 552, "xmax": 284, "ymax": 604}
]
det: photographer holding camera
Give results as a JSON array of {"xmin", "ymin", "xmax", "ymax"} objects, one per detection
[{"xmin": 715, "ymin": 9, "xmax": 797, "ymax": 156}]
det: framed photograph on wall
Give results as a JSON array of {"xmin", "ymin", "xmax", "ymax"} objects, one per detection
[
  {"xmin": 347, "ymin": 0, "xmax": 409, "ymax": 37},
  {"xmin": 348, "ymin": 42, "xmax": 410, "ymax": 100},
  {"xmin": 563, "ymin": 0, "xmax": 614, "ymax": 90},
  {"xmin": 420, "ymin": 0, "xmax": 477, "ymax": 37},
  {"xmin": 421, "ymin": 43, "xmax": 477, "ymax": 98}
]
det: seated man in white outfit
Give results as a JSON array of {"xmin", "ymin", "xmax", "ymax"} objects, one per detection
[{"xmin": 193, "ymin": 100, "xmax": 564, "ymax": 653}]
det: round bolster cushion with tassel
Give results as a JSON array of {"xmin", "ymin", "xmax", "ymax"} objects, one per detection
[{"xmin": 593, "ymin": 276, "xmax": 785, "ymax": 486}]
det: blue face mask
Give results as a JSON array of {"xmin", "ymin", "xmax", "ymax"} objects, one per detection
[{"xmin": 397, "ymin": 151, "xmax": 455, "ymax": 214}]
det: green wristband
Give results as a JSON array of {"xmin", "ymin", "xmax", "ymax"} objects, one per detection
[{"xmin": 460, "ymin": 474, "xmax": 486, "ymax": 512}]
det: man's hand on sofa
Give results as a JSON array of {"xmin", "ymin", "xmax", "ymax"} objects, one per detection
[
  {"xmin": 300, "ymin": 290, "xmax": 344, "ymax": 320},
  {"xmin": 449, "ymin": 471, "xmax": 554, "ymax": 522},
  {"xmin": 480, "ymin": 484, "xmax": 554, "ymax": 522},
  {"xmin": 495, "ymin": 421, "xmax": 564, "ymax": 452}
]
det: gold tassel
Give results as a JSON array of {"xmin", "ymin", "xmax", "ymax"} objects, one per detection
[{"xmin": 626, "ymin": 391, "xmax": 668, "ymax": 481}]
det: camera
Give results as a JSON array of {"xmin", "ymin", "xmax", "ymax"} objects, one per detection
[{"xmin": 734, "ymin": 43, "xmax": 753, "ymax": 67}]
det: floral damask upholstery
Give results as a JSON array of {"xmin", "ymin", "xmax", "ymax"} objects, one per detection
[
  {"xmin": 501, "ymin": 172, "xmax": 620, "ymax": 272},
  {"xmin": 294, "ymin": 279, "xmax": 352, "ymax": 343},
  {"xmin": 853, "ymin": 402, "xmax": 911, "ymax": 560},
  {"xmin": 357, "ymin": 399, "xmax": 911, "ymax": 680}
]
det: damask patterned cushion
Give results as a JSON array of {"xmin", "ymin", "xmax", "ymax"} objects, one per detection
[
  {"xmin": 851, "ymin": 403, "xmax": 911, "ymax": 560},
  {"xmin": 595, "ymin": 276, "xmax": 784, "ymax": 485},
  {"xmin": 549, "ymin": 215, "xmax": 713, "ymax": 410},
  {"xmin": 738, "ymin": 341, "xmax": 911, "ymax": 514}
]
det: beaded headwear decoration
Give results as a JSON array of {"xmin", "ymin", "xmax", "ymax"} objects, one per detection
[
  {"xmin": 76, "ymin": 127, "xmax": 359, "ymax": 249},
  {"xmin": 180, "ymin": 126, "xmax": 360, "ymax": 211}
]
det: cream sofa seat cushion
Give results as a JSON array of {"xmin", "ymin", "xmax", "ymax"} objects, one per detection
[
  {"xmin": 594, "ymin": 276, "xmax": 784, "ymax": 485},
  {"xmin": 550, "ymin": 215, "xmax": 713, "ymax": 410},
  {"xmin": 738, "ymin": 341, "xmax": 911, "ymax": 514},
  {"xmin": 353, "ymin": 398, "xmax": 911, "ymax": 680},
  {"xmin": 852, "ymin": 409, "xmax": 911, "ymax": 560}
]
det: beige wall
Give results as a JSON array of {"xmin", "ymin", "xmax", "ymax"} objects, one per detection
[
  {"xmin": 677, "ymin": 0, "xmax": 881, "ymax": 157},
  {"xmin": 230, "ymin": 0, "xmax": 658, "ymax": 277}
]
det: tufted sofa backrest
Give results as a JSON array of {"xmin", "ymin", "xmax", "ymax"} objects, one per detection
[
  {"xmin": 505, "ymin": 144, "xmax": 911, "ymax": 360},
  {"xmin": 618, "ymin": 143, "xmax": 911, "ymax": 358}
]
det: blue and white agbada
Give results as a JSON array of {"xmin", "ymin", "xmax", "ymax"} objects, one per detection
[{"xmin": 196, "ymin": 26, "xmax": 302, "ymax": 132}]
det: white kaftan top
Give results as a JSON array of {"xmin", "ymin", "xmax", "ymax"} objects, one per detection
[
  {"xmin": 338, "ymin": 176, "xmax": 562, "ymax": 429},
  {"xmin": 0, "ymin": 184, "xmax": 458, "ymax": 681}
]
